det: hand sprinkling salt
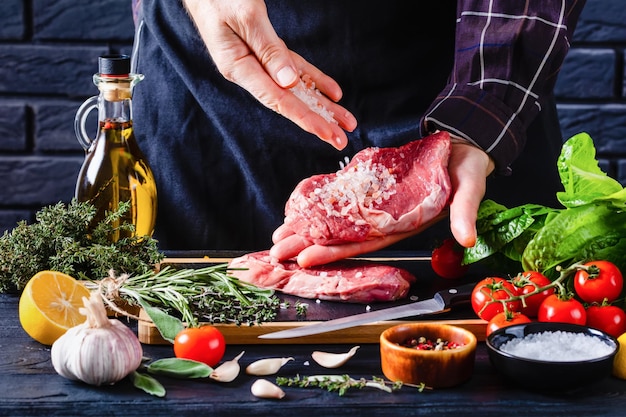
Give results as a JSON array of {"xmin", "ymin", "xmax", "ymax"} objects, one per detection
[{"xmin": 290, "ymin": 74, "xmax": 337, "ymax": 124}]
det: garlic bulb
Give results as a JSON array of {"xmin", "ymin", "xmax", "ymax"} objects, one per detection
[{"xmin": 51, "ymin": 292, "xmax": 143, "ymax": 386}]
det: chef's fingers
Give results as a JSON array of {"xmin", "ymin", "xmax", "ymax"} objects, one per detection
[
  {"xmin": 292, "ymin": 212, "xmax": 449, "ymax": 267},
  {"xmin": 185, "ymin": 0, "xmax": 356, "ymax": 149},
  {"xmin": 271, "ymin": 224, "xmax": 295, "ymax": 244},
  {"xmin": 447, "ymin": 141, "xmax": 494, "ymax": 248},
  {"xmin": 269, "ymin": 233, "xmax": 312, "ymax": 260},
  {"xmin": 296, "ymin": 232, "xmax": 417, "ymax": 268}
]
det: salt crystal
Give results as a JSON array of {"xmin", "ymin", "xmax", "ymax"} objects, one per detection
[
  {"xmin": 499, "ymin": 331, "xmax": 614, "ymax": 362},
  {"xmin": 290, "ymin": 74, "xmax": 337, "ymax": 124}
]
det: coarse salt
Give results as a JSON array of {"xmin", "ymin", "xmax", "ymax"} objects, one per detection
[
  {"xmin": 499, "ymin": 331, "xmax": 614, "ymax": 362},
  {"xmin": 307, "ymin": 159, "xmax": 397, "ymax": 220},
  {"xmin": 290, "ymin": 74, "xmax": 337, "ymax": 124}
]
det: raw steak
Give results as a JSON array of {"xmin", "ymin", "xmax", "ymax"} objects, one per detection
[
  {"xmin": 229, "ymin": 251, "xmax": 416, "ymax": 303},
  {"xmin": 284, "ymin": 131, "xmax": 451, "ymax": 245}
]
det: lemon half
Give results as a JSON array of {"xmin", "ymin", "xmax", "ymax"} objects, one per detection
[{"xmin": 18, "ymin": 270, "xmax": 91, "ymax": 345}]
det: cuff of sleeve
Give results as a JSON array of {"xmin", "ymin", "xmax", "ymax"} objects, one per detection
[{"xmin": 420, "ymin": 83, "xmax": 532, "ymax": 176}]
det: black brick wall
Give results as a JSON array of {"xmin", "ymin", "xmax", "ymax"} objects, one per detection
[{"xmin": 0, "ymin": 0, "xmax": 625, "ymax": 233}]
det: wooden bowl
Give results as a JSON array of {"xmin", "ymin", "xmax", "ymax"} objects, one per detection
[{"xmin": 380, "ymin": 323, "xmax": 477, "ymax": 388}]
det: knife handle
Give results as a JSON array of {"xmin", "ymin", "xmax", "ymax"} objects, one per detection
[{"xmin": 435, "ymin": 282, "xmax": 476, "ymax": 308}]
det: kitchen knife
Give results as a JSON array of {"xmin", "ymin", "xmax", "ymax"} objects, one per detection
[{"xmin": 258, "ymin": 282, "xmax": 476, "ymax": 339}]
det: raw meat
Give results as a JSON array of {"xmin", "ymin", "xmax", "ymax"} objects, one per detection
[
  {"xmin": 229, "ymin": 251, "xmax": 416, "ymax": 303},
  {"xmin": 284, "ymin": 131, "xmax": 451, "ymax": 245}
]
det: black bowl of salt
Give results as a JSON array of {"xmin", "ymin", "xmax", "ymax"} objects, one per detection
[{"xmin": 486, "ymin": 322, "xmax": 618, "ymax": 391}]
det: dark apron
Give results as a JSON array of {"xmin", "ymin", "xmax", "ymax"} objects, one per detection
[{"xmin": 132, "ymin": 0, "xmax": 563, "ymax": 252}]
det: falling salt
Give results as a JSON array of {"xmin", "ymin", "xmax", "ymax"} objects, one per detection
[{"xmin": 499, "ymin": 331, "xmax": 614, "ymax": 362}]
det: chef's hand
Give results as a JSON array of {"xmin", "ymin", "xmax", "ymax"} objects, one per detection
[
  {"xmin": 269, "ymin": 141, "xmax": 494, "ymax": 267},
  {"xmin": 183, "ymin": 0, "xmax": 357, "ymax": 150}
]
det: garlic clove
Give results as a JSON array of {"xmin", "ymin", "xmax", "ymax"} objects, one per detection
[
  {"xmin": 210, "ymin": 351, "xmax": 245, "ymax": 383},
  {"xmin": 251, "ymin": 379, "xmax": 286, "ymax": 399},
  {"xmin": 245, "ymin": 357, "xmax": 294, "ymax": 376},
  {"xmin": 311, "ymin": 345, "xmax": 360, "ymax": 368}
]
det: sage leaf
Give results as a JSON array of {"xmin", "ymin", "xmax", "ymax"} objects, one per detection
[
  {"xmin": 130, "ymin": 371, "xmax": 166, "ymax": 397},
  {"xmin": 139, "ymin": 300, "xmax": 184, "ymax": 343},
  {"xmin": 147, "ymin": 358, "xmax": 213, "ymax": 379}
]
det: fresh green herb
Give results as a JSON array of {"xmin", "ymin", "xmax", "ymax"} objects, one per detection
[
  {"xmin": 131, "ymin": 357, "xmax": 213, "ymax": 397},
  {"xmin": 146, "ymin": 358, "xmax": 213, "ymax": 379},
  {"xmin": 295, "ymin": 300, "xmax": 309, "ymax": 317},
  {"xmin": 0, "ymin": 199, "xmax": 163, "ymax": 292},
  {"xmin": 96, "ymin": 265, "xmax": 279, "ymax": 329},
  {"xmin": 465, "ymin": 133, "xmax": 626, "ymax": 277},
  {"xmin": 275, "ymin": 374, "xmax": 422, "ymax": 396},
  {"xmin": 130, "ymin": 371, "xmax": 166, "ymax": 398}
]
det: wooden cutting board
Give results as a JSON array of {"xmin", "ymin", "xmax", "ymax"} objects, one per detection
[{"xmin": 137, "ymin": 253, "xmax": 489, "ymax": 345}]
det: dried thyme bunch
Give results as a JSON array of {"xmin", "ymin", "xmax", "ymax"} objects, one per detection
[{"xmin": 0, "ymin": 199, "xmax": 163, "ymax": 292}]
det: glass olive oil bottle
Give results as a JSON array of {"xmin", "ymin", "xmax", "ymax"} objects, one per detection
[{"xmin": 74, "ymin": 54, "xmax": 157, "ymax": 241}]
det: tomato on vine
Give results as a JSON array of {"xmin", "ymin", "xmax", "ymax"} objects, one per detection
[
  {"xmin": 431, "ymin": 238, "xmax": 469, "ymax": 279},
  {"xmin": 511, "ymin": 271, "xmax": 554, "ymax": 318},
  {"xmin": 173, "ymin": 325, "xmax": 226, "ymax": 367},
  {"xmin": 574, "ymin": 260, "xmax": 623, "ymax": 304},
  {"xmin": 585, "ymin": 303, "xmax": 626, "ymax": 338},
  {"xmin": 486, "ymin": 310, "xmax": 531, "ymax": 337},
  {"xmin": 537, "ymin": 294, "xmax": 586, "ymax": 325},
  {"xmin": 471, "ymin": 277, "xmax": 521, "ymax": 321}
]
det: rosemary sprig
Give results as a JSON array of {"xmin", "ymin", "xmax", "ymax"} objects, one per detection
[
  {"xmin": 275, "ymin": 374, "xmax": 425, "ymax": 396},
  {"xmin": 98, "ymin": 265, "xmax": 279, "ymax": 327}
]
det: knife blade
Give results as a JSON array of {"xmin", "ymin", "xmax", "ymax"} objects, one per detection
[{"xmin": 258, "ymin": 282, "xmax": 476, "ymax": 339}]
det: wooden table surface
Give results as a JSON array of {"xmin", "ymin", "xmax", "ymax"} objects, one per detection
[{"xmin": 2, "ymin": 292, "xmax": 626, "ymax": 417}]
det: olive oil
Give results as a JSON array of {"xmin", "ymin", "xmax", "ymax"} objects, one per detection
[
  {"xmin": 74, "ymin": 55, "xmax": 157, "ymax": 241},
  {"xmin": 75, "ymin": 120, "xmax": 157, "ymax": 240}
]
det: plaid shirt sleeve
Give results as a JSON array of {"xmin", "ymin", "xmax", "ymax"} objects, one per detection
[{"xmin": 421, "ymin": 0, "xmax": 586, "ymax": 175}]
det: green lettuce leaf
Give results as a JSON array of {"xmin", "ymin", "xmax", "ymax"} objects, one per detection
[
  {"xmin": 557, "ymin": 132, "xmax": 623, "ymax": 208},
  {"xmin": 468, "ymin": 132, "xmax": 626, "ymax": 275}
]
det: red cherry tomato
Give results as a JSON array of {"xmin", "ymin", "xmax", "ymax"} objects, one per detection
[
  {"xmin": 173, "ymin": 326, "xmax": 226, "ymax": 367},
  {"xmin": 471, "ymin": 277, "xmax": 521, "ymax": 321},
  {"xmin": 431, "ymin": 238, "xmax": 469, "ymax": 279},
  {"xmin": 537, "ymin": 294, "xmax": 586, "ymax": 325},
  {"xmin": 511, "ymin": 271, "xmax": 554, "ymax": 318},
  {"xmin": 574, "ymin": 260, "xmax": 623, "ymax": 303},
  {"xmin": 486, "ymin": 311, "xmax": 532, "ymax": 337},
  {"xmin": 585, "ymin": 304, "xmax": 626, "ymax": 338}
]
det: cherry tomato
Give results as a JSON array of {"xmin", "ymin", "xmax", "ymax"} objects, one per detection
[
  {"xmin": 585, "ymin": 304, "xmax": 626, "ymax": 338},
  {"xmin": 537, "ymin": 294, "xmax": 586, "ymax": 325},
  {"xmin": 431, "ymin": 238, "xmax": 469, "ymax": 279},
  {"xmin": 511, "ymin": 271, "xmax": 554, "ymax": 318},
  {"xmin": 574, "ymin": 260, "xmax": 623, "ymax": 303},
  {"xmin": 486, "ymin": 311, "xmax": 532, "ymax": 337},
  {"xmin": 173, "ymin": 326, "xmax": 226, "ymax": 367},
  {"xmin": 471, "ymin": 277, "xmax": 521, "ymax": 321}
]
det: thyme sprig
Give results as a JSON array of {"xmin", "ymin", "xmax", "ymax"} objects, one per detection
[
  {"xmin": 97, "ymin": 265, "xmax": 279, "ymax": 327},
  {"xmin": 275, "ymin": 374, "xmax": 425, "ymax": 396},
  {"xmin": 0, "ymin": 200, "xmax": 162, "ymax": 293}
]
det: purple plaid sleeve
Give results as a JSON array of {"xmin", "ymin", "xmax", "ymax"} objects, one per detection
[{"xmin": 421, "ymin": 0, "xmax": 586, "ymax": 175}]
